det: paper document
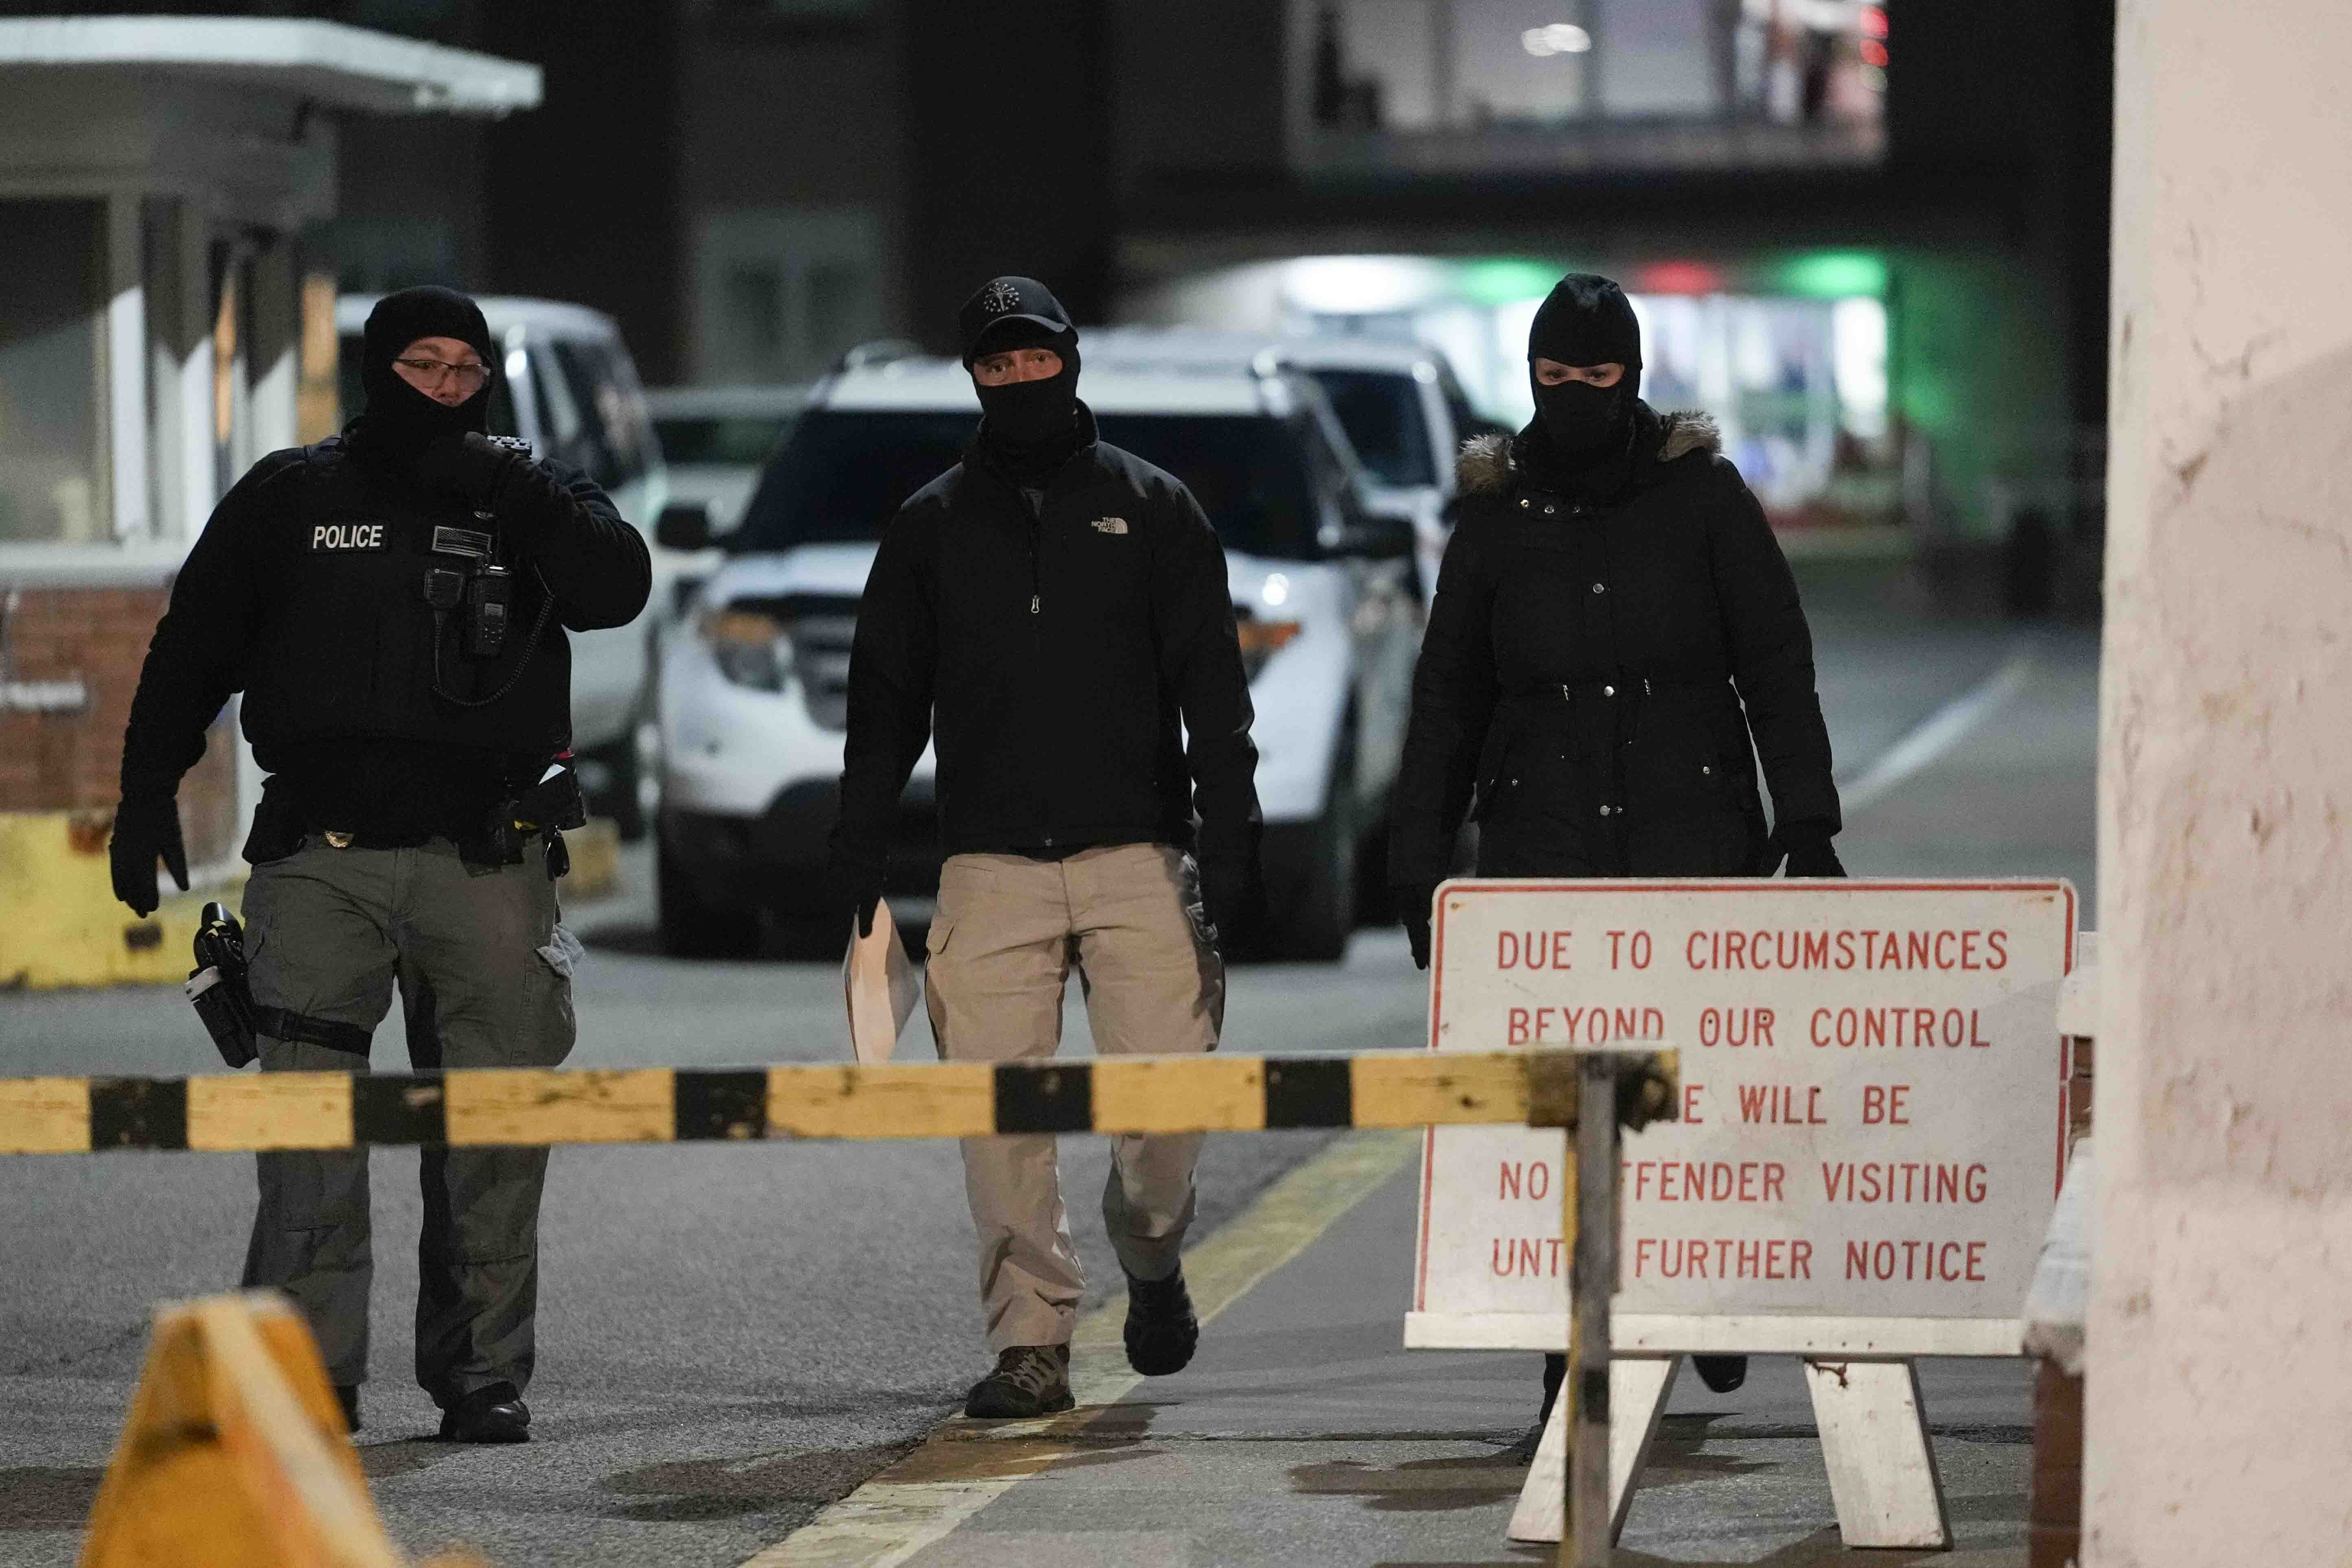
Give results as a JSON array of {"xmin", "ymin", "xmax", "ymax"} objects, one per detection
[{"xmin": 842, "ymin": 900, "xmax": 921, "ymax": 1063}]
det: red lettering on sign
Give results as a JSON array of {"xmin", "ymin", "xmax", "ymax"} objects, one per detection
[
  {"xmin": 1635, "ymin": 1236, "xmax": 1814, "ymax": 1279},
  {"xmin": 1842, "ymin": 1237, "xmax": 1991, "ymax": 1282},
  {"xmin": 1683, "ymin": 1083, "xmax": 1704, "ymax": 1124},
  {"xmin": 1498, "ymin": 1161, "xmax": 1553, "ymax": 1201},
  {"xmin": 1819, "ymin": 1161, "xmax": 1991, "ymax": 1205},
  {"xmin": 1498, "ymin": 931, "xmax": 1573, "ymax": 970},
  {"xmin": 1626, "ymin": 1159, "xmax": 1785, "ymax": 1203}
]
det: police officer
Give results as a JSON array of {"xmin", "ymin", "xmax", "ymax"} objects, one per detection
[
  {"xmin": 829, "ymin": 277, "xmax": 1262, "ymax": 1420},
  {"xmin": 1387, "ymin": 273, "xmax": 1844, "ymax": 1415},
  {"xmin": 110, "ymin": 285, "xmax": 651, "ymax": 1442}
]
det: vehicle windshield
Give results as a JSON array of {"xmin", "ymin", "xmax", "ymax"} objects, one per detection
[
  {"xmin": 733, "ymin": 408, "xmax": 1321, "ymax": 560},
  {"xmin": 655, "ymin": 413, "xmax": 797, "ymax": 467},
  {"xmin": 1308, "ymin": 367, "xmax": 1436, "ymax": 489}
]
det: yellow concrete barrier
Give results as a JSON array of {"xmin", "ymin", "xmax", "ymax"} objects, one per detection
[
  {"xmin": 0, "ymin": 810, "xmax": 245, "ymax": 991},
  {"xmin": 79, "ymin": 1290, "xmax": 406, "ymax": 1568}
]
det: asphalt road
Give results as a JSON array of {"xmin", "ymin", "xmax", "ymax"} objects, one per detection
[{"xmin": 0, "ymin": 558, "xmax": 2098, "ymax": 1566}]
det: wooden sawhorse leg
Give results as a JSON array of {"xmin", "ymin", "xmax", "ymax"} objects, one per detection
[
  {"xmin": 1507, "ymin": 1355, "xmax": 1683, "ymax": 1544},
  {"xmin": 1805, "ymin": 1358, "xmax": 1952, "ymax": 1548}
]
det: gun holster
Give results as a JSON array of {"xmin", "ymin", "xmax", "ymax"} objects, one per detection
[
  {"xmin": 459, "ymin": 763, "xmax": 588, "ymax": 876},
  {"xmin": 186, "ymin": 901, "xmax": 258, "ymax": 1068}
]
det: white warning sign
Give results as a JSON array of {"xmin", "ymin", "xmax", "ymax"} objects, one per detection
[{"xmin": 1407, "ymin": 879, "xmax": 2076, "ymax": 1354}]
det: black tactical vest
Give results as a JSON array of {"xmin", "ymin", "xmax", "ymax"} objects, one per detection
[{"xmin": 235, "ymin": 438, "xmax": 573, "ymax": 772}]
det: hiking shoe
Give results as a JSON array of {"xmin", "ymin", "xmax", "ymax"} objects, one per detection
[
  {"xmin": 1123, "ymin": 1266, "xmax": 1199, "ymax": 1377},
  {"xmin": 439, "ymin": 1381, "xmax": 531, "ymax": 1443},
  {"xmin": 965, "ymin": 1345, "xmax": 1073, "ymax": 1419},
  {"xmin": 333, "ymin": 1384, "xmax": 361, "ymax": 1435},
  {"xmin": 1693, "ymin": 1354, "xmax": 1748, "ymax": 1394}
]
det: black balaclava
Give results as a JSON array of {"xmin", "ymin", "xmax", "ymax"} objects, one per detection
[
  {"xmin": 1523, "ymin": 273, "xmax": 1644, "ymax": 478},
  {"xmin": 958, "ymin": 276, "xmax": 1083, "ymax": 476},
  {"xmin": 348, "ymin": 285, "xmax": 497, "ymax": 464}
]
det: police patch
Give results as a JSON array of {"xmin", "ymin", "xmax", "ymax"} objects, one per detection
[{"xmin": 311, "ymin": 522, "xmax": 386, "ymax": 551}]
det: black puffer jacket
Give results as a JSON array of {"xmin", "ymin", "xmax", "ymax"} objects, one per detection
[{"xmin": 1389, "ymin": 407, "xmax": 1837, "ymax": 882}]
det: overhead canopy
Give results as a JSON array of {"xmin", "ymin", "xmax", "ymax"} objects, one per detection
[{"xmin": 0, "ymin": 15, "xmax": 540, "ymax": 116}]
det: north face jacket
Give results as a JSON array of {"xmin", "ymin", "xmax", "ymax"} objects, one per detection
[{"xmin": 831, "ymin": 406, "xmax": 1261, "ymax": 877}]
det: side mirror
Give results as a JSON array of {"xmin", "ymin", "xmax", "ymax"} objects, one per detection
[
  {"xmin": 654, "ymin": 501, "xmax": 711, "ymax": 551},
  {"xmin": 1321, "ymin": 506, "xmax": 1417, "ymax": 560}
]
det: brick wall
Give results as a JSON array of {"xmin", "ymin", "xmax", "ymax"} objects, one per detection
[{"xmin": 0, "ymin": 584, "xmax": 241, "ymax": 865}]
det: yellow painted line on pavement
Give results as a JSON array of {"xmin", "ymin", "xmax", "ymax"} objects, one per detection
[{"xmin": 738, "ymin": 1126, "xmax": 1424, "ymax": 1568}]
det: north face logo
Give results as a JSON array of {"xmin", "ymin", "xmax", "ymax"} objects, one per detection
[{"xmin": 1090, "ymin": 517, "xmax": 1129, "ymax": 535}]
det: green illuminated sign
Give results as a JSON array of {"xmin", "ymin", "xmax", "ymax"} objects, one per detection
[
  {"xmin": 1456, "ymin": 258, "xmax": 1563, "ymax": 306},
  {"xmin": 1778, "ymin": 251, "xmax": 1888, "ymax": 297}
]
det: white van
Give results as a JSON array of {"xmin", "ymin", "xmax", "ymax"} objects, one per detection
[
  {"xmin": 337, "ymin": 295, "xmax": 681, "ymax": 835},
  {"xmin": 655, "ymin": 333, "xmax": 1425, "ymax": 960}
]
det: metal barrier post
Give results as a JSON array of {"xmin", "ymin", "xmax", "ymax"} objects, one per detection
[
  {"xmin": 1522, "ymin": 1043, "xmax": 1678, "ymax": 1568},
  {"xmin": 1560, "ymin": 1052, "xmax": 1617, "ymax": 1568}
]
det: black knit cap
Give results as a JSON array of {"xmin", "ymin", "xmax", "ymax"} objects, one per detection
[
  {"xmin": 958, "ymin": 276, "xmax": 1077, "ymax": 367},
  {"xmin": 1527, "ymin": 273, "xmax": 1642, "ymax": 372}
]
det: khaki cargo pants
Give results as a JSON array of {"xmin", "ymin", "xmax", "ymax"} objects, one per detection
[
  {"xmin": 926, "ymin": 844, "xmax": 1224, "ymax": 1351},
  {"xmin": 238, "ymin": 834, "xmax": 577, "ymax": 1404}
]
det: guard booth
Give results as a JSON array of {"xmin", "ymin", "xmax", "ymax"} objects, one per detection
[{"xmin": 0, "ymin": 17, "xmax": 538, "ymax": 987}]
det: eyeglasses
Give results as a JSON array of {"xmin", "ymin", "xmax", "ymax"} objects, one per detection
[{"xmin": 393, "ymin": 356, "xmax": 491, "ymax": 391}]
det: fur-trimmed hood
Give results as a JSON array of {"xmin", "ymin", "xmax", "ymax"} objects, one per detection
[{"xmin": 1456, "ymin": 411, "xmax": 1721, "ymax": 496}]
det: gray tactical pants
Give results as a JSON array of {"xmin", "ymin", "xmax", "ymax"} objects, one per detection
[{"xmin": 238, "ymin": 834, "xmax": 577, "ymax": 1404}]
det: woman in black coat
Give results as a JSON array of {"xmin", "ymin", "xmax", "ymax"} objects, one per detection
[{"xmin": 1387, "ymin": 273, "xmax": 1845, "ymax": 1408}]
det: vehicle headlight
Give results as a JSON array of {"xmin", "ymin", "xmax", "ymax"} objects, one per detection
[
  {"xmin": 698, "ymin": 608, "xmax": 791, "ymax": 692},
  {"xmin": 1234, "ymin": 614, "xmax": 1302, "ymax": 684}
]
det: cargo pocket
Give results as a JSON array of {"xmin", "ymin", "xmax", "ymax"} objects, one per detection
[
  {"xmin": 922, "ymin": 919, "xmax": 955, "ymax": 1059},
  {"xmin": 528, "ymin": 923, "xmax": 581, "ymax": 1064}
]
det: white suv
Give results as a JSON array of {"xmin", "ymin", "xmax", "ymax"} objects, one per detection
[
  {"xmin": 338, "ymin": 295, "xmax": 678, "ymax": 836},
  {"xmin": 656, "ymin": 333, "xmax": 1424, "ymax": 960},
  {"xmin": 1280, "ymin": 337, "xmax": 1497, "ymax": 605}
]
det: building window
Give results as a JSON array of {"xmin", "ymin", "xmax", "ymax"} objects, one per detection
[
  {"xmin": 690, "ymin": 208, "xmax": 884, "ymax": 384},
  {"xmin": 1295, "ymin": 0, "xmax": 1885, "ymax": 169},
  {"xmin": 0, "ymin": 200, "xmax": 107, "ymax": 545}
]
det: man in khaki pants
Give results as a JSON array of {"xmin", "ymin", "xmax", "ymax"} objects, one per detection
[{"xmin": 829, "ymin": 278, "xmax": 1262, "ymax": 1418}]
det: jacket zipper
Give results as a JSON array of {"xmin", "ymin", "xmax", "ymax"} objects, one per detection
[{"xmin": 1025, "ymin": 485, "xmax": 1050, "ymax": 844}]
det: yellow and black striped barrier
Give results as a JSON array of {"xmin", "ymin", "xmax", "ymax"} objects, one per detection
[{"xmin": 0, "ymin": 1049, "xmax": 1676, "ymax": 1155}]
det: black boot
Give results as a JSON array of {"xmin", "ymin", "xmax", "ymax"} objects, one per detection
[
  {"xmin": 964, "ymin": 1345, "xmax": 1073, "ymax": 1419},
  {"xmin": 1692, "ymin": 1354, "xmax": 1748, "ymax": 1393},
  {"xmin": 439, "ymin": 1381, "xmax": 531, "ymax": 1443},
  {"xmin": 1123, "ymin": 1266, "xmax": 1199, "ymax": 1376}
]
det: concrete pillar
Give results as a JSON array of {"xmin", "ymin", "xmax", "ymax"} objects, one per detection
[
  {"xmin": 2089, "ymin": 3, "xmax": 2352, "ymax": 1564},
  {"xmin": 103, "ymin": 192, "xmax": 148, "ymax": 540}
]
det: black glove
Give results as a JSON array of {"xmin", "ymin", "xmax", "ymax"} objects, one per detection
[
  {"xmin": 1394, "ymin": 882, "xmax": 1438, "ymax": 971},
  {"xmin": 415, "ymin": 431, "xmax": 527, "ymax": 508},
  {"xmin": 831, "ymin": 849, "xmax": 884, "ymax": 939},
  {"xmin": 110, "ymin": 796, "xmax": 188, "ymax": 918},
  {"xmin": 1198, "ymin": 834, "xmax": 1266, "ymax": 956},
  {"xmin": 1780, "ymin": 823, "xmax": 1847, "ymax": 879}
]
